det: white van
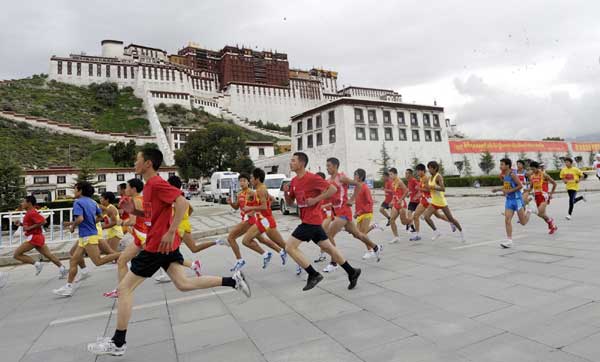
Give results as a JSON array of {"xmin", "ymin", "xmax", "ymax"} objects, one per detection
[
  {"xmin": 264, "ymin": 173, "xmax": 287, "ymax": 209},
  {"xmin": 210, "ymin": 171, "xmax": 239, "ymax": 204}
]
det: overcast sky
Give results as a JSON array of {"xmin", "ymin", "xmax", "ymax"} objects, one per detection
[{"xmin": 2, "ymin": 0, "xmax": 599, "ymax": 139}]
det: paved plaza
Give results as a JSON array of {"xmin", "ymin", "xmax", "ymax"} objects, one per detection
[{"xmin": 1, "ymin": 192, "xmax": 600, "ymax": 361}]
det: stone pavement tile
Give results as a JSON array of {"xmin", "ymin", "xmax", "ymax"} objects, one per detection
[
  {"xmin": 473, "ymin": 305, "xmax": 553, "ymax": 331},
  {"xmin": 228, "ymin": 295, "xmax": 293, "ymax": 322},
  {"xmin": 458, "ymin": 332, "xmax": 591, "ymax": 362},
  {"xmin": 317, "ymin": 278, "xmax": 389, "ymax": 302},
  {"xmin": 356, "ymin": 334, "xmax": 442, "ymax": 362},
  {"xmin": 564, "ymin": 331, "xmax": 600, "ymax": 362},
  {"xmin": 511, "ymin": 316, "xmax": 600, "ymax": 349},
  {"xmin": 421, "ymin": 289, "xmax": 511, "ymax": 318},
  {"xmin": 480, "ymin": 284, "xmax": 566, "ymax": 308},
  {"xmin": 29, "ymin": 317, "xmax": 107, "ymax": 353},
  {"xmin": 500, "ymin": 259, "xmax": 581, "ymax": 278},
  {"xmin": 376, "ymin": 276, "xmax": 451, "ymax": 298},
  {"xmin": 263, "ymin": 337, "xmax": 362, "ymax": 362},
  {"xmin": 97, "ymin": 340, "xmax": 177, "ymax": 362},
  {"xmin": 552, "ymin": 301, "xmax": 600, "ymax": 328},
  {"xmin": 348, "ymin": 263, "xmax": 403, "ymax": 283},
  {"xmin": 179, "ymin": 338, "xmax": 265, "ymax": 362},
  {"xmin": 257, "ymin": 277, "xmax": 329, "ymax": 302},
  {"xmin": 353, "ymin": 290, "xmax": 437, "ymax": 320},
  {"xmin": 559, "ymin": 284, "xmax": 600, "ymax": 301},
  {"xmin": 242, "ymin": 312, "xmax": 323, "ymax": 354},
  {"xmin": 105, "ymin": 316, "xmax": 173, "ymax": 349},
  {"xmin": 414, "ymin": 255, "xmax": 462, "ymax": 268},
  {"xmin": 499, "ymin": 271, "xmax": 577, "ymax": 292},
  {"xmin": 21, "ymin": 345, "xmax": 96, "ymax": 362},
  {"xmin": 435, "ymin": 273, "xmax": 516, "ymax": 295},
  {"xmin": 168, "ymin": 295, "xmax": 229, "ymax": 324},
  {"xmin": 286, "ymin": 292, "xmax": 362, "ymax": 322},
  {"xmin": 560, "ymin": 268, "xmax": 600, "ymax": 287},
  {"xmin": 316, "ymin": 310, "xmax": 414, "ymax": 354},
  {"xmin": 448, "ymin": 263, "xmax": 512, "ymax": 278},
  {"xmin": 401, "ymin": 264, "xmax": 462, "ymax": 281},
  {"xmin": 172, "ymin": 314, "xmax": 246, "ymax": 354},
  {"xmin": 391, "ymin": 308, "xmax": 503, "ymax": 351},
  {"xmin": 0, "ymin": 342, "xmax": 32, "ymax": 362}
]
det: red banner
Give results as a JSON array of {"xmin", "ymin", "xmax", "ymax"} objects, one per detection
[
  {"xmin": 571, "ymin": 142, "xmax": 600, "ymax": 152},
  {"xmin": 449, "ymin": 140, "xmax": 568, "ymax": 154}
]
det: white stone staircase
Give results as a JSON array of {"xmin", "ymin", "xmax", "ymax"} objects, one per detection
[
  {"xmin": 215, "ymin": 105, "xmax": 291, "ymax": 140},
  {"xmin": 142, "ymin": 90, "xmax": 175, "ymax": 166}
]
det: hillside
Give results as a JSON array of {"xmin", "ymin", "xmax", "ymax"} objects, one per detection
[
  {"xmin": 0, "ymin": 116, "xmax": 116, "ymax": 169},
  {"xmin": 155, "ymin": 103, "xmax": 278, "ymax": 142},
  {"xmin": 0, "ymin": 75, "xmax": 150, "ymax": 135}
]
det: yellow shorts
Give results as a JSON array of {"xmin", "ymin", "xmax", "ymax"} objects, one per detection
[
  {"xmin": 78, "ymin": 235, "xmax": 100, "ymax": 247},
  {"xmin": 106, "ymin": 226, "xmax": 124, "ymax": 240},
  {"xmin": 96, "ymin": 223, "xmax": 103, "ymax": 237},
  {"xmin": 178, "ymin": 219, "xmax": 192, "ymax": 236},
  {"xmin": 356, "ymin": 213, "xmax": 373, "ymax": 224}
]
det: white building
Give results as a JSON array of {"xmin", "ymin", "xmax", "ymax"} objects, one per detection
[
  {"xmin": 245, "ymin": 141, "xmax": 275, "ymax": 161},
  {"xmin": 25, "ymin": 166, "xmax": 178, "ymax": 203},
  {"xmin": 289, "ymin": 98, "xmax": 453, "ymax": 179}
]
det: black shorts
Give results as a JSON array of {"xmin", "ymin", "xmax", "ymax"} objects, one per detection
[
  {"xmin": 130, "ymin": 249, "xmax": 184, "ymax": 278},
  {"xmin": 292, "ymin": 223, "xmax": 328, "ymax": 244},
  {"xmin": 408, "ymin": 202, "xmax": 419, "ymax": 212},
  {"xmin": 380, "ymin": 202, "xmax": 391, "ymax": 209}
]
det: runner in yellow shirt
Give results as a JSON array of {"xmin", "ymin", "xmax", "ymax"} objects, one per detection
[{"xmin": 560, "ymin": 157, "xmax": 587, "ymax": 220}]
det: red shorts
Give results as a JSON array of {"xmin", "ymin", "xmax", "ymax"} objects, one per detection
[
  {"xmin": 26, "ymin": 234, "xmax": 45, "ymax": 247},
  {"xmin": 333, "ymin": 206, "xmax": 353, "ymax": 221},
  {"xmin": 256, "ymin": 215, "xmax": 276, "ymax": 234},
  {"xmin": 534, "ymin": 193, "xmax": 548, "ymax": 207},
  {"xmin": 393, "ymin": 199, "xmax": 407, "ymax": 210},
  {"xmin": 420, "ymin": 198, "xmax": 430, "ymax": 208},
  {"xmin": 241, "ymin": 214, "xmax": 257, "ymax": 226}
]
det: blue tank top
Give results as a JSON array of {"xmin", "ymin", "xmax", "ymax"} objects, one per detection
[{"xmin": 503, "ymin": 171, "xmax": 521, "ymax": 200}]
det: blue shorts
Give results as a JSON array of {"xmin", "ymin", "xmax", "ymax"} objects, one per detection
[{"xmin": 505, "ymin": 198, "xmax": 524, "ymax": 212}]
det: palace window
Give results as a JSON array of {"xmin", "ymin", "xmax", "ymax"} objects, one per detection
[
  {"xmin": 117, "ymin": 174, "xmax": 125, "ymax": 181},
  {"xmin": 57, "ymin": 61, "xmax": 62, "ymax": 75},
  {"xmin": 412, "ymin": 129, "xmax": 420, "ymax": 141},
  {"xmin": 57, "ymin": 189, "xmax": 67, "ymax": 197},
  {"xmin": 354, "ymin": 108, "xmax": 364, "ymax": 123},
  {"xmin": 297, "ymin": 137, "xmax": 303, "ymax": 151},
  {"xmin": 307, "ymin": 135, "xmax": 314, "ymax": 148},
  {"xmin": 76, "ymin": 63, "xmax": 81, "ymax": 76},
  {"xmin": 328, "ymin": 110, "xmax": 335, "ymax": 126},
  {"xmin": 356, "ymin": 127, "xmax": 366, "ymax": 140},
  {"xmin": 397, "ymin": 111, "xmax": 405, "ymax": 125},
  {"xmin": 425, "ymin": 130, "xmax": 432, "ymax": 142},
  {"xmin": 433, "ymin": 114, "xmax": 440, "ymax": 127},
  {"xmin": 434, "ymin": 130, "xmax": 442, "ymax": 142},
  {"xmin": 384, "ymin": 128, "xmax": 393, "ymax": 141},
  {"xmin": 297, "ymin": 121, "xmax": 303, "ymax": 134},
  {"xmin": 131, "ymin": 67, "xmax": 135, "ymax": 78},
  {"xmin": 369, "ymin": 128, "xmax": 379, "ymax": 141},
  {"xmin": 88, "ymin": 63, "xmax": 93, "ymax": 76},
  {"xmin": 57, "ymin": 176, "xmax": 66, "ymax": 184},
  {"xmin": 398, "ymin": 128, "xmax": 407, "ymax": 141},
  {"xmin": 142, "ymin": 67, "xmax": 146, "ymax": 79},
  {"xmin": 97, "ymin": 64, "xmax": 101, "ymax": 77},
  {"xmin": 106, "ymin": 65, "xmax": 111, "ymax": 77},
  {"xmin": 117, "ymin": 66, "xmax": 121, "ymax": 78},
  {"xmin": 67, "ymin": 62, "xmax": 72, "ymax": 75},
  {"xmin": 123, "ymin": 66, "xmax": 127, "ymax": 79},
  {"xmin": 368, "ymin": 110, "xmax": 377, "ymax": 124},
  {"xmin": 34, "ymin": 176, "xmax": 49, "ymax": 184},
  {"xmin": 97, "ymin": 174, "xmax": 106, "ymax": 182},
  {"xmin": 316, "ymin": 132, "xmax": 323, "ymax": 146},
  {"xmin": 410, "ymin": 113, "xmax": 419, "ymax": 127},
  {"xmin": 383, "ymin": 111, "xmax": 391, "ymax": 124},
  {"xmin": 307, "ymin": 118, "xmax": 313, "ymax": 131},
  {"xmin": 423, "ymin": 114, "xmax": 431, "ymax": 127},
  {"xmin": 316, "ymin": 115, "xmax": 322, "ymax": 128},
  {"xmin": 329, "ymin": 128, "xmax": 336, "ymax": 143}
]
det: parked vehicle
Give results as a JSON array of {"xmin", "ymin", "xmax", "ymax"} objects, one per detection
[
  {"xmin": 264, "ymin": 173, "xmax": 287, "ymax": 209},
  {"xmin": 210, "ymin": 171, "xmax": 239, "ymax": 204},
  {"xmin": 276, "ymin": 178, "xmax": 298, "ymax": 215},
  {"xmin": 200, "ymin": 183, "xmax": 213, "ymax": 202}
]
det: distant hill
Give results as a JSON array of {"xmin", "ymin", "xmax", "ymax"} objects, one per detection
[{"xmin": 569, "ymin": 132, "xmax": 600, "ymax": 142}]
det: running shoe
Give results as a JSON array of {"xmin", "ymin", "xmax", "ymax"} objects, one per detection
[
  {"xmin": 386, "ymin": 218, "xmax": 391, "ymax": 227},
  {"xmin": 303, "ymin": 273, "xmax": 324, "ymax": 291},
  {"xmin": 58, "ymin": 265, "xmax": 68, "ymax": 279},
  {"xmin": 431, "ymin": 231, "xmax": 442, "ymax": 241},
  {"xmin": 450, "ymin": 223, "xmax": 457, "ymax": 232},
  {"xmin": 233, "ymin": 270, "xmax": 251, "ymax": 298},
  {"xmin": 154, "ymin": 272, "xmax": 171, "ymax": 283},
  {"xmin": 362, "ymin": 250, "xmax": 376, "ymax": 260},
  {"xmin": 565, "ymin": 215, "xmax": 572, "ymax": 221},
  {"xmin": 372, "ymin": 223, "xmax": 384, "ymax": 231},
  {"xmin": 500, "ymin": 240, "xmax": 513, "ymax": 249},
  {"xmin": 103, "ymin": 289, "xmax": 119, "ymax": 299},
  {"xmin": 87, "ymin": 337, "xmax": 126, "ymax": 356},
  {"xmin": 314, "ymin": 253, "xmax": 327, "ymax": 263},
  {"xmin": 34, "ymin": 262, "xmax": 44, "ymax": 276},
  {"xmin": 279, "ymin": 249, "xmax": 287, "ymax": 265},
  {"xmin": 409, "ymin": 235, "xmax": 422, "ymax": 242},
  {"xmin": 191, "ymin": 260, "xmax": 202, "ymax": 277},
  {"xmin": 348, "ymin": 268, "xmax": 361, "ymax": 290},
  {"xmin": 216, "ymin": 238, "xmax": 230, "ymax": 246},
  {"xmin": 323, "ymin": 263, "xmax": 338, "ymax": 273},
  {"xmin": 262, "ymin": 251, "xmax": 273, "ymax": 269},
  {"xmin": 388, "ymin": 237, "xmax": 400, "ymax": 244},
  {"xmin": 230, "ymin": 259, "xmax": 246, "ymax": 272},
  {"xmin": 374, "ymin": 244, "xmax": 383, "ymax": 262},
  {"xmin": 53, "ymin": 284, "xmax": 73, "ymax": 297},
  {"xmin": 295, "ymin": 264, "xmax": 303, "ymax": 276}
]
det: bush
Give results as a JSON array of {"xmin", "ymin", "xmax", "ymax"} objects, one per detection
[
  {"xmin": 545, "ymin": 170, "xmax": 560, "ymax": 180},
  {"xmin": 373, "ymin": 180, "xmax": 384, "ymax": 189}
]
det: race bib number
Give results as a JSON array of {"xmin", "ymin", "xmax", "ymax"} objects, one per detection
[
  {"xmin": 325, "ymin": 209, "xmax": 332, "ymax": 218},
  {"xmin": 503, "ymin": 181, "xmax": 511, "ymax": 191},
  {"xmin": 26, "ymin": 234, "xmax": 33, "ymax": 241},
  {"xmin": 295, "ymin": 191, "xmax": 308, "ymax": 208},
  {"xmin": 260, "ymin": 217, "xmax": 270, "ymax": 230}
]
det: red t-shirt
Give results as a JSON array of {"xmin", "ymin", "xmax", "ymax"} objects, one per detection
[
  {"xmin": 383, "ymin": 179, "xmax": 394, "ymax": 203},
  {"xmin": 289, "ymin": 171, "xmax": 331, "ymax": 225},
  {"xmin": 118, "ymin": 195, "xmax": 131, "ymax": 221},
  {"xmin": 329, "ymin": 172, "xmax": 349, "ymax": 210},
  {"xmin": 143, "ymin": 175, "xmax": 183, "ymax": 253},
  {"xmin": 407, "ymin": 178, "xmax": 420, "ymax": 203},
  {"xmin": 23, "ymin": 209, "xmax": 45, "ymax": 236},
  {"xmin": 355, "ymin": 183, "xmax": 373, "ymax": 215}
]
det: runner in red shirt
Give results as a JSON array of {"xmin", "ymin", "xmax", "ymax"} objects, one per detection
[
  {"xmin": 88, "ymin": 149, "xmax": 251, "ymax": 357},
  {"xmin": 379, "ymin": 172, "xmax": 394, "ymax": 225},
  {"xmin": 388, "ymin": 168, "xmax": 412, "ymax": 244},
  {"xmin": 283, "ymin": 152, "xmax": 361, "ymax": 292},
  {"xmin": 349, "ymin": 168, "xmax": 384, "ymax": 260},
  {"xmin": 405, "ymin": 169, "xmax": 420, "ymax": 233},
  {"xmin": 241, "ymin": 168, "xmax": 288, "ymax": 269},
  {"xmin": 312, "ymin": 172, "xmax": 332, "ymax": 264},
  {"xmin": 13, "ymin": 195, "xmax": 66, "ymax": 278},
  {"xmin": 322, "ymin": 157, "xmax": 382, "ymax": 272},
  {"xmin": 529, "ymin": 161, "xmax": 558, "ymax": 234}
]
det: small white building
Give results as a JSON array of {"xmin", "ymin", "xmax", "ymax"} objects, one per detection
[
  {"xmin": 246, "ymin": 141, "xmax": 275, "ymax": 161},
  {"xmin": 290, "ymin": 98, "xmax": 454, "ymax": 179},
  {"xmin": 25, "ymin": 166, "xmax": 179, "ymax": 203}
]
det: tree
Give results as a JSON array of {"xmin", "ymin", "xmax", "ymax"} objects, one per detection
[
  {"xmin": 108, "ymin": 140, "xmax": 137, "ymax": 167},
  {"xmin": 0, "ymin": 159, "xmax": 26, "ymax": 212},
  {"xmin": 543, "ymin": 137, "xmax": 564, "ymax": 141},
  {"xmin": 463, "ymin": 155, "xmax": 473, "ymax": 177},
  {"xmin": 518, "ymin": 152, "xmax": 527, "ymax": 163},
  {"xmin": 479, "ymin": 150, "xmax": 495, "ymax": 175},
  {"xmin": 589, "ymin": 151, "xmax": 596, "ymax": 166},
  {"xmin": 438, "ymin": 159, "xmax": 445, "ymax": 175},
  {"xmin": 175, "ymin": 123, "xmax": 249, "ymax": 178},
  {"xmin": 376, "ymin": 142, "xmax": 392, "ymax": 177},
  {"xmin": 74, "ymin": 159, "xmax": 99, "ymax": 187},
  {"xmin": 233, "ymin": 157, "xmax": 255, "ymax": 175},
  {"xmin": 454, "ymin": 161, "xmax": 464, "ymax": 176},
  {"xmin": 89, "ymin": 82, "xmax": 119, "ymax": 107},
  {"xmin": 552, "ymin": 153, "xmax": 562, "ymax": 170},
  {"xmin": 411, "ymin": 156, "xmax": 421, "ymax": 171},
  {"xmin": 537, "ymin": 151, "xmax": 544, "ymax": 164}
]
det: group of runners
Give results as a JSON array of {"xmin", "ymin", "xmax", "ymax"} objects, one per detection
[{"xmin": 0, "ymin": 150, "xmax": 595, "ymax": 357}]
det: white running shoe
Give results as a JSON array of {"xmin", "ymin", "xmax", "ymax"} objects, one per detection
[
  {"xmin": 431, "ymin": 231, "xmax": 442, "ymax": 241},
  {"xmin": 87, "ymin": 337, "xmax": 127, "ymax": 356},
  {"xmin": 216, "ymin": 238, "xmax": 230, "ymax": 246},
  {"xmin": 388, "ymin": 237, "xmax": 400, "ymax": 244},
  {"xmin": 233, "ymin": 270, "xmax": 251, "ymax": 298},
  {"xmin": 53, "ymin": 284, "xmax": 73, "ymax": 297},
  {"xmin": 323, "ymin": 263, "xmax": 338, "ymax": 273},
  {"xmin": 565, "ymin": 215, "xmax": 572, "ymax": 221},
  {"xmin": 0, "ymin": 272, "xmax": 8, "ymax": 289},
  {"xmin": 295, "ymin": 264, "xmax": 303, "ymax": 276},
  {"xmin": 582, "ymin": 195, "xmax": 587, "ymax": 202},
  {"xmin": 375, "ymin": 245, "xmax": 383, "ymax": 262},
  {"xmin": 34, "ymin": 262, "xmax": 44, "ymax": 276},
  {"xmin": 154, "ymin": 272, "xmax": 171, "ymax": 283},
  {"xmin": 230, "ymin": 259, "xmax": 246, "ymax": 272},
  {"xmin": 409, "ymin": 235, "xmax": 422, "ymax": 242},
  {"xmin": 372, "ymin": 223, "xmax": 384, "ymax": 231},
  {"xmin": 262, "ymin": 251, "xmax": 273, "ymax": 269},
  {"xmin": 500, "ymin": 239, "xmax": 513, "ymax": 249},
  {"xmin": 279, "ymin": 249, "xmax": 287, "ymax": 265},
  {"xmin": 58, "ymin": 265, "xmax": 68, "ymax": 279},
  {"xmin": 191, "ymin": 260, "xmax": 202, "ymax": 277},
  {"xmin": 362, "ymin": 250, "xmax": 376, "ymax": 260}
]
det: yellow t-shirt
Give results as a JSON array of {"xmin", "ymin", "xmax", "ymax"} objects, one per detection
[{"xmin": 560, "ymin": 167, "xmax": 583, "ymax": 191}]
